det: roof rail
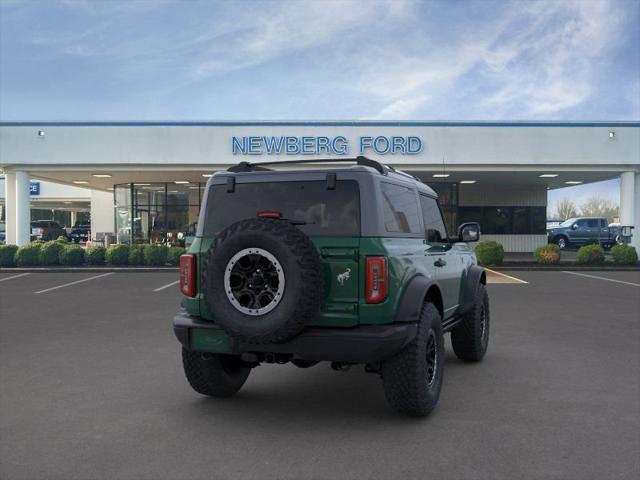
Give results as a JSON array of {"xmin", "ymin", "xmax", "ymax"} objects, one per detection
[{"xmin": 227, "ymin": 156, "xmax": 386, "ymax": 175}]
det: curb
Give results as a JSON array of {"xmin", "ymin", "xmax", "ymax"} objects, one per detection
[
  {"xmin": 489, "ymin": 264, "xmax": 640, "ymax": 271},
  {"xmin": 0, "ymin": 267, "xmax": 179, "ymax": 273}
]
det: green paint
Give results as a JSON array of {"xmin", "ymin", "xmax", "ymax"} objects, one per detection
[
  {"xmin": 190, "ymin": 328, "xmax": 231, "ymax": 353},
  {"xmin": 187, "ymin": 234, "xmax": 468, "ymax": 328}
]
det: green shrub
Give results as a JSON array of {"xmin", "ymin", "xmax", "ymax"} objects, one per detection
[
  {"xmin": 533, "ymin": 244, "xmax": 561, "ymax": 265},
  {"xmin": 85, "ymin": 246, "xmax": 106, "ymax": 265},
  {"xmin": 56, "ymin": 236, "xmax": 69, "ymax": 243},
  {"xmin": 15, "ymin": 243, "xmax": 43, "ymax": 266},
  {"xmin": 127, "ymin": 245, "xmax": 145, "ymax": 265},
  {"xmin": 576, "ymin": 244, "xmax": 605, "ymax": 264},
  {"xmin": 474, "ymin": 240, "xmax": 505, "ymax": 266},
  {"xmin": 59, "ymin": 244, "xmax": 85, "ymax": 265},
  {"xmin": 39, "ymin": 241, "xmax": 65, "ymax": 265},
  {"xmin": 106, "ymin": 244, "xmax": 130, "ymax": 265},
  {"xmin": 167, "ymin": 246, "xmax": 186, "ymax": 266},
  {"xmin": 0, "ymin": 244, "xmax": 19, "ymax": 267},
  {"xmin": 610, "ymin": 244, "xmax": 638, "ymax": 265},
  {"xmin": 31, "ymin": 240, "xmax": 46, "ymax": 246},
  {"xmin": 144, "ymin": 244, "xmax": 168, "ymax": 265}
]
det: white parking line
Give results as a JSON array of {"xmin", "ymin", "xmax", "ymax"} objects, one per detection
[
  {"xmin": 562, "ymin": 271, "xmax": 640, "ymax": 287},
  {"xmin": 0, "ymin": 273, "xmax": 31, "ymax": 283},
  {"xmin": 34, "ymin": 272, "xmax": 115, "ymax": 294},
  {"xmin": 153, "ymin": 280, "xmax": 179, "ymax": 292}
]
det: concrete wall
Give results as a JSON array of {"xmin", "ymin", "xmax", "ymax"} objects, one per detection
[
  {"xmin": 481, "ymin": 235, "xmax": 548, "ymax": 253},
  {"xmin": 90, "ymin": 190, "xmax": 114, "ymax": 237},
  {"xmin": 1, "ymin": 122, "xmax": 638, "ymax": 168}
]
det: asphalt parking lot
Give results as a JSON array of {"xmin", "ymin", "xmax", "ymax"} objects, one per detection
[{"xmin": 1, "ymin": 270, "xmax": 639, "ymax": 480}]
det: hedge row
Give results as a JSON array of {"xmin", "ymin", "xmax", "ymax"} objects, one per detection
[{"xmin": 0, "ymin": 241, "xmax": 186, "ymax": 267}]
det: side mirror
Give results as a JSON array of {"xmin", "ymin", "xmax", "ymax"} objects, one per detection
[
  {"xmin": 458, "ymin": 222, "xmax": 480, "ymax": 243},
  {"xmin": 572, "ymin": 223, "xmax": 579, "ymax": 230}
]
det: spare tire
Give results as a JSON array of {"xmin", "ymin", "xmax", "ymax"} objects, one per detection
[{"xmin": 201, "ymin": 218, "xmax": 324, "ymax": 344}]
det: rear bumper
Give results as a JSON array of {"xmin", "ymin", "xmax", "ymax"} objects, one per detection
[{"xmin": 173, "ymin": 308, "xmax": 417, "ymax": 364}]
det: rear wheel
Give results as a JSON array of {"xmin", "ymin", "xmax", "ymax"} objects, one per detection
[
  {"xmin": 451, "ymin": 283, "xmax": 490, "ymax": 362},
  {"xmin": 381, "ymin": 303, "xmax": 444, "ymax": 417},
  {"xmin": 181, "ymin": 348, "xmax": 251, "ymax": 398}
]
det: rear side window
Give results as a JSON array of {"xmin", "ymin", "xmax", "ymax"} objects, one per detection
[
  {"xmin": 204, "ymin": 180, "xmax": 360, "ymax": 237},
  {"xmin": 380, "ymin": 182, "xmax": 421, "ymax": 234},
  {"xmin": 419, "ymin": 195, "xmax": 447, "ymax": 243}
]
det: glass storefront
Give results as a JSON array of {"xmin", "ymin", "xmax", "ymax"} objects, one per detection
[
  {"xmin": 427, "ymin": 183, "xmax": 545, "ymax": 235},
  {"xmin": 114, "ymin": 182, "xmax": 203, "ymax": 246},
  {"xmin": 113, "ymin": 181, "xmax": 545, "ymax": 244}
]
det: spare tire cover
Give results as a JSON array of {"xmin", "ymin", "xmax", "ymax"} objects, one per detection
[{"xmin": 202, "ymin": 218, "xmax": 324, "ymax": 344}]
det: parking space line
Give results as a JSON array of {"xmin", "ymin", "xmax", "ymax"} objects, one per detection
[
  {"xmin": 153, "ymin": 280, "xmax": 179, "ymax": 292},
  {"xmin": 0, "ymin": 273, "xmax": 31, "ymax": 283},
  {"xmin": 34, "ymin": 273, "xmax": 115, "ymax": 294},
  {"xmin": 484, "ymin": 268, "xmax": 529, "ymax": 284},
  {"xmin": 562, "ymin": 271, "xmax": 640, "ymax": 287}
]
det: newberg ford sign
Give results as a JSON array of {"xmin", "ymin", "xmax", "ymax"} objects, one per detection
[{"xmin": 232, "ymin": 135, "xmax": 423, "ymax": 156}]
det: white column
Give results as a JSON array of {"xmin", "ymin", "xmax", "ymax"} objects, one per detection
[
  {"xmin": 5, "ymin": 172, "xmax": 16, "ymax": 244},
  {"xmin": 70, "ymin": 211, "xmax": 77, "ymax": 227},
  {"xmin": 619, "ymin": 171, "xmax": 639, "ymax": 251},
  {"xmin": 15, "ymin": 171, "xmax": 31, "ymax": 246}
]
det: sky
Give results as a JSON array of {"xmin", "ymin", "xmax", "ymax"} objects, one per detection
[{"xmin": 0, "ymin": 0, "xmax": 638, "ymax": 209}]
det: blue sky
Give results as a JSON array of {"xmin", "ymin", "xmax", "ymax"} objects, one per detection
[{"xmin": 1, "ymin": 0, "xmax": 638, "ymax": 209}]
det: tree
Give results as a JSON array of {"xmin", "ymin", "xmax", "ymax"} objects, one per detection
[
  {"xmin": 579, "ymin": 195, "xmax": 619, "ymax": 223},
  {"xmin": 553, "ymin": 197, "xmax": 578, "ymax": 220}
]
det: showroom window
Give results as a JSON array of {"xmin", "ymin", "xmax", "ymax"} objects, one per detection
[
  {"xmin": 114, "ymin": 182, "xmax": 203, "ymax": 245},
  {"xmin": 457, "ymin": 206, "xmax": 546, "ymax": 235}
]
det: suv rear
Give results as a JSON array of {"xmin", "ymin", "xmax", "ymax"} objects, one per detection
[{"xmin": 174, "ymin": 157, "xmax": 489, "ymax": 416}]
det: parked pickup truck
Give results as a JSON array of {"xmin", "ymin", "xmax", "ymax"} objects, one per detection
[{"xmin": 547, "ymin": 217, "xmax": 620, "ymax": 250}]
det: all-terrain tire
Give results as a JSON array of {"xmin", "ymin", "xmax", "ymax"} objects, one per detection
[
  {"xmin": 181, "ymin": 348, "xmax": 251, "ymax": 398},
  {"xmin": 201, "ymin": 218, "xmax": 323, "ymax": 344},
  {"xmin": 381, "ymin": 303, "xmax": 444, "ymax": 417},
  {"xmin": 451, "ymin": 283, "xmax": 490, "ymax": 362}
]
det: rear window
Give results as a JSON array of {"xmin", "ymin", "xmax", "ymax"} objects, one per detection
[{"xmin": 204, "ymin": 180, "xmax": 360, "ymax": 237}]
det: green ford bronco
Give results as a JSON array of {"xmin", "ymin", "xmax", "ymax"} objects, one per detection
[{"xmin": 174, "ymin": 157, "xmax": 489, "ymax": 416}]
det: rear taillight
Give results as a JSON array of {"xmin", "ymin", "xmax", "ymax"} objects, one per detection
[
  {"xmin": 179, "ymin": 254, "xmax": 197, "ymax": 297},
  {"xmin": 39, "ymin": 228, "xmax": 45, "ymax": 235},
  {"xmin": 365, "ymin": 257, "xmax": 388, "ymax": 304}
]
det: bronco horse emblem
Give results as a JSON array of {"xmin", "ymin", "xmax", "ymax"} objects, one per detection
[{"xmin": 337, "ymin": 268, "xmax": 351, "ymax": 286}]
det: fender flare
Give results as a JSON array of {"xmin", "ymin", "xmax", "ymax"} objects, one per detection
[
  {"xmin": 461, "ymin": 265, "xmax": 486, "ymax": 314},
  {"xmin": 393, "ymin": 274, "xmax": 442, "ymax": 323}
]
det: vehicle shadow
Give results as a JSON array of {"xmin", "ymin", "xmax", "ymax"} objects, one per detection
[{"xmin": 167, "ymin": 351, "xmax": 473, "ymax": 431}]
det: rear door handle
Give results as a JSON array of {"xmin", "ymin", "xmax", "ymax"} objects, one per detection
[{"xmin": 434, "ymin": 258, "xmax": 447, "ymax": 267}]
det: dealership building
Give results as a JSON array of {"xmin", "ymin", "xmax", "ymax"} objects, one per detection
[{"xmin": 1, "ymin": 121, "xmax": 639, "ymax": 251}]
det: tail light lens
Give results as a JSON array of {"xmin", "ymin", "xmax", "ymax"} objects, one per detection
[
  {"xmin": 365, "ymin": 257, "xmax": 388, "ymax": 304},
  {"xmin": 39, "ymin": 228, "xmax": 45, "ymax": 236},
  {"xmin": 179, "ymin": 254, "xmax": 197, "ymax": 297}
]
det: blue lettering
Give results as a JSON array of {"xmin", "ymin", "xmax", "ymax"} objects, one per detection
[
  {"xmin": 301, "ymin": 136, "xmax": 315, "ymax": 155},
  {"xmin": 248, "ymin": 136, "xmax": 261, "ymax": 155},
  {"xmin": 316, "ymin": 136, "xmax": 331, "ymax": 154},
  {"xmin": 231, "ymin": 136, "xmax": 247, "ymax": 154},
  {"xmin": 374, "ymin": 136, "xmax": 390, "ymax": 154},
  {"xmin": 407, "ymin": 136, "xmax": 422, "ymax": 154},
  {"xmin": 263, "ymin": 136, "xmax": 284, "ymax": 154},
  {"xmin": 286, "ymin": 136, "xmax": 300, "ymax": 154},
  {"xmin": 391, "ymin": 136, "xmax": 406, "ymax": 154},
  {"xmin": 332, "ymin": 136, "xmax": 348, "ymax": 155},
  {"xmin": 359, "ymin": 136, "xmax": 373, "ymax": 153}
]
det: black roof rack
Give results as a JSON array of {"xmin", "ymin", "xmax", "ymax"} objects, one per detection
[{"xmin": 227, "ymin": 156, "xmax": 386, "ymax": 175}]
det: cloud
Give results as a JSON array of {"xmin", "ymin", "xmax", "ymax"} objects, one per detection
[{"xmin": 2, "ymin": 0, "xmax": 636, "ymax": 120}]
